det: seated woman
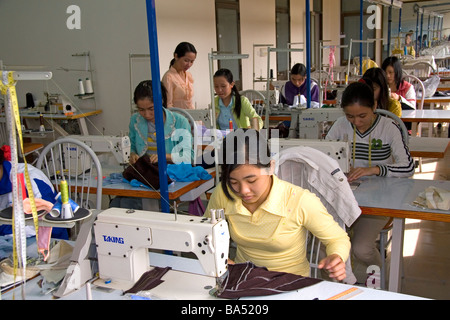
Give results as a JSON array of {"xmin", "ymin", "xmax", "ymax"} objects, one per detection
[
  {"xmin": 362, "ymin": 67, "xmax": 402, "ymax": 118},
  {"xmin": 213, "ymin": 68, "xmax": 263, "ymax": 130},
  {"xmin": 280, "ymin": 63, "xmax": 319, "ymax": 105},
  {"xmin": 129, "ymin": 80, "xmax": 194, "ymax": 165},
  {"xmin": 382, "ymin": 56, "xmax": 417, "ymax": 110},
  {"xmin": 111, "ymin": 80, "xmax": 194, "ymax": 209},
  {"xmin": 326, "ymin": 82, "xmax": 414, "ymax": 284},
  {"xmin": 205, "ymin": 129, "xmax": 350, "ymax": 279}
]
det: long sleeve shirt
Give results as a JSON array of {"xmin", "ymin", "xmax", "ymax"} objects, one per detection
[
  {"xmin": 162, "ymin": 66, "xmax": 195, "ymax": 109},
  {"xmin": 215, "ymin": 95, "xmax": 264, "ymax": 130},
  {"xmin": 326, "ymin": 115, "xmax": 415, "ymax": 177},
  {"xmin": 204, "ymin": 175, "xmax": 350, "ymax": 277},
  {"xmin": 128, "ymin": 108, "xmax": 194, "ymax": 163},
  {"xmin": 280, "ymin": 80, "xmax": 319, "ymax": 105}
]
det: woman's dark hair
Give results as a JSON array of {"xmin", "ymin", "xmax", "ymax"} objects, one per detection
[
  {"xmin": 133, "ymin": 80, "xmax": 167, "ymax": 107},
  {"xmin": 362, "ymin": 67, "xmax": 390, "ymax": 111},
  {"xmin": 219, "ymin": 129, "xmax": 272, "ymax": 201},
  {"xmin": 291, "ymin": 63, "xmax": 307, "ymax": 77},
  {"xmin": 170, "ymin": 42, "xmax": 197, "ymax": 67},
  {"xmin": 341, "ymin": 82, "xmax": 375, "ymax": 109},
  {"xmin": 214, "ymin": 68, "xmax": 242, "ymax": 118},
  {"xmin": 381, "ymin": 56, "xmax": 403, "ymax": 90}
]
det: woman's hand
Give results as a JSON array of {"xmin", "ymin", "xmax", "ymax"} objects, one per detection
[
  {"xmin": 318, "ymin": 254, "xmax": 346, "ymax": 281},
  {"xmin": 346, "ymin": 166, "xmax": 380, "ymax": 182},
  {"xmin": 129, "ymin": 152, "xmax": 139, "ymax": 165}
]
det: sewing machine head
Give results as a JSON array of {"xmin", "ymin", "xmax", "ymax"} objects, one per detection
[
  {"xmin": 93, "ymin": 208, "xmax": 230, "ymax": 291},
  {"xmin": 270, "ymin": 138, "xmax": 351, "ymax": 173},
  {"xmin": 64, "ymin": 135, "xmax": 131, "ymax": 165}
]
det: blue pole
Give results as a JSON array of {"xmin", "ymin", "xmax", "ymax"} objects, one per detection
[
  {"xmin": 305, "ymin": 0, "xmax": 311, "ymax": 109},
  {"xmin": 145, "ymin": 0, "xmax": 170, "ymax": 213}
]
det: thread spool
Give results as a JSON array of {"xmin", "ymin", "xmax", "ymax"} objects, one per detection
[
  {"xmin": 39, "ymin": 114, "xmax": 45, "ymax": 132},
  {"xmin": 78, "ymin": 79, "xmax": 85, "ymax": 95},
  {"xmin": 60, "ymin": 180, "xmax": 74, "ymax": 219},
  {"xmin": 85, "ymin": 78, "xmax": 93, "ymax": 94}
]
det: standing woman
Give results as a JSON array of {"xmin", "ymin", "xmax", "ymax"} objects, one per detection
[
  {"xmin": 326, "ymin": 82, "xmax": 414, "ymax": 283},
  {"xmin": 213, "ymin": 68, "xmax": 263, "ymax": 130},
  {"xmin": 162, "ymin": 42, "xmax": 197, "ymax": 109},
  {"xmin": 381, "ymin": 56, "xmax": 416, "ymax": 110}
]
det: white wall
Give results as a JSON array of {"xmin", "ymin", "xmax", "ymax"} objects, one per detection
[{"xmin": 0, "ymin": 0, "xmax": 341, "ymax": 136}]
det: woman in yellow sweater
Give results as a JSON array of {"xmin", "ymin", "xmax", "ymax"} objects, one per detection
[
  {"xmin": 362, "ymin": 67, "xmax": 402, "ymax": 118},
  {"xmin": 204, "ymin": 129, "xmax": 350, "ymax": 279}
]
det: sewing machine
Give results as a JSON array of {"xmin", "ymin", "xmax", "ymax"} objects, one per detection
[
  {"xmin": 64, "ymin": 135, "xmax": 131, "ymax": 165},
  {"xmin": 53, "ymin": 208, "xmax": 230, "ymax": 297},
  {"xmin": 298, "ymin": 108, "xmax": 344, "ymax": 139},
  {"xmin": 270, "ymin": 138, "xmax": 351, "ymax": 173}
]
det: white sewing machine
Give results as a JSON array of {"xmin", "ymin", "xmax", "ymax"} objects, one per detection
[
  {"xmin": 53, "ymin": 208, "xmax": 230, "ymax": 297},
  {"xmin": 298, "ymin": 108, "xmax": 344, "ymax": 139},
  {"xmin": 270, "ymin": 138, "xmax": 351, "ymax": 173},
  {"xmin": 64, "ymin": 135, "xmax": 131, "ymax": 165}
]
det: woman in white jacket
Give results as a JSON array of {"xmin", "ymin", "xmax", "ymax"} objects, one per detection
[{"xmin": 326, "ymin": 82, "xmax": 414, "ymax": 284}]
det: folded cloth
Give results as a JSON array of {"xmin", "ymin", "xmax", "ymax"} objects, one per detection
[
  {"xmin": 216, "ymin": 262, "xmax": 322, "ymax": 299},
  {"xmin": 124, "ymin": 267, "xmax": 172, "ymax": 294},
  {"xmin": 167, "ymin": 163, "xmax": 212, "ymax": 182},
  {"xmin": 122, "ymin": 154, "xmax": 171, "ymax": 189},
  {"xmin": 413, "ymin": 186, "xmax": 450, "ymax": 211}
]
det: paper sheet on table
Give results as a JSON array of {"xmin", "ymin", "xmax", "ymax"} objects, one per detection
[{"xmin": 413, "ymin": 186, "xmax": 450, "ymax": 211}]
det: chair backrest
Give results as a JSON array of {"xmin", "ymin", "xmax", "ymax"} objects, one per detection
[
  {"xmin": 402, "ymin": 61, "xmax": 435, "ymax": 78},
  {"xmin": 402, "ymin": 74, "xmax": 425, "ymax": 110},
  {"xmin": 374, "ymin": 109, "xmax": 409, "ymax": 146},
  {"xmin": 170, "ymin": 107, "xmax": 199, "ymax": 163},
  {"xmin": 239, "ymin": 89, "xmax": 267, "ymax": 117},
  {"xmin": 35, "ymin": 137, "xmax": 103, "ymax": 210},
  {"xmin": 274, "ymin": 146, "xmax": 360, "ymax": 278}
]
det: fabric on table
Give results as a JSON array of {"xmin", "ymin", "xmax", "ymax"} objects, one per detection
[
  {"xmin": 167, "ymin": 163, "xmax": 212, "ymax": 182},
  {"xmin": 217, "ymin": 262, "xmax": 322, "ymax": 299},
  {"xmin": 124, "ymin": 266, "xmax": 172, "ymax": 294},
  {"xmin": 122, "ymin": 154, "xmax": 172, "ymax": 190}
]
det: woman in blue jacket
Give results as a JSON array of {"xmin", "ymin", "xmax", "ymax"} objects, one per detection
[{"xmin": 128, "ymin": 80, "xmax": 194, "ymax": 165}]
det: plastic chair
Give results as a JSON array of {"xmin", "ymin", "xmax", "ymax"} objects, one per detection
[
  {"xmin": 274, "ymin": 146, "xmax": 360, "ymax": 281},
  {"xmin": 239, "ymin": 89, "xmax": 267, "ymax": 117},
  {"xmin": 35, "ymin": 137, "xmax": 103, "ymax": 211},
  {"xmin": 169, "ymin": 107, "xmax": 199, "ymax": 163}
]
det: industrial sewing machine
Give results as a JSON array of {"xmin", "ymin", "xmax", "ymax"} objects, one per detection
[
  {"xmin": 297, "ymin": 108, "xmax": 344, "ymax": 139},
  {"xmin": 64, "ymin": 135, "xmax": 131, "ymax": 165},
  {"xmin": 270, "ymin": 138, "xmax": 351, "ymax": 173},
  {"xmin": 54, "ymin": 208, "xmax": 230, "ymax": 297}
]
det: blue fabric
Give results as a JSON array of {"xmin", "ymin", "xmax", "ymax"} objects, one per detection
[{"xmin": 167, "ymin": 163, "xmax": 212, "ymax": 182}]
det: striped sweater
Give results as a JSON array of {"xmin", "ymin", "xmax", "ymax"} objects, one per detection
[{"xmin": 326, "ymin": 114, "xmax": 415, "ymax": 178}]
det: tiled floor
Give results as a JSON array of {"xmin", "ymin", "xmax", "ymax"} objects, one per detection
[{"xmin": 399, "ymin": 137, "xmax": 450, "ymax": 300}]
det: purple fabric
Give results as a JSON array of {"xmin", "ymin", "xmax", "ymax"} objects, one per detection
[{"xmin": 217, "ymin": 262, "xmax": 322, "ymax": 299}]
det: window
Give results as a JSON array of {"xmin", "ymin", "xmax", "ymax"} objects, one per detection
[
  {"xmin": 276, "ymin": 0, "xmax": 291, "ymax": 80},
  {"xmin": 215, "ymin": 0, "xmax": 242, "ymax": 90}
]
